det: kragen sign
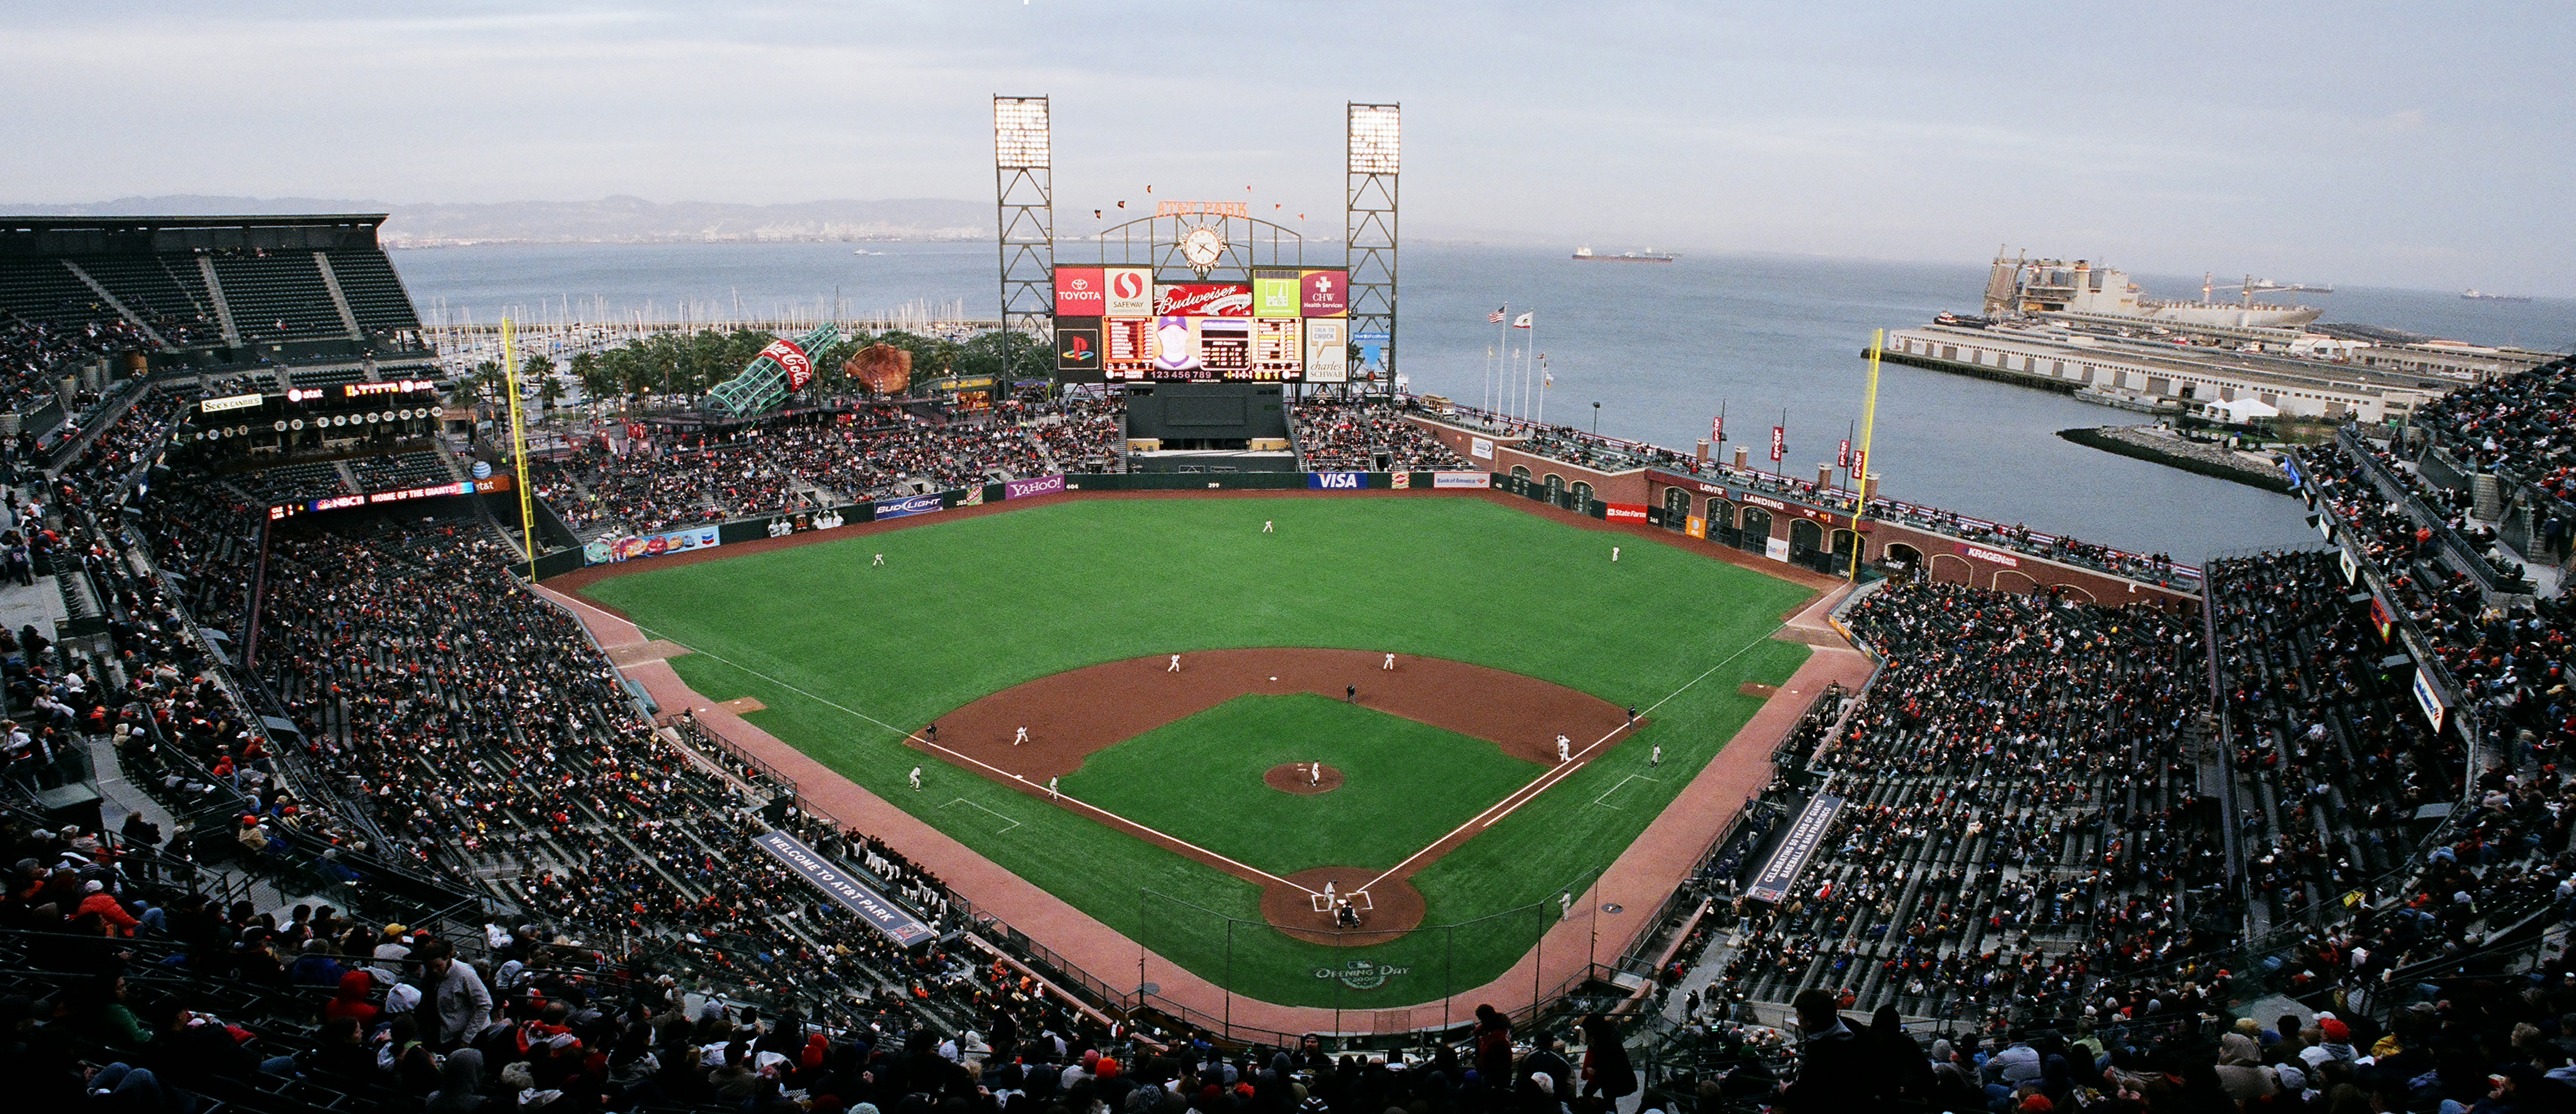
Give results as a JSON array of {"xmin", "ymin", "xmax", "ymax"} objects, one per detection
[{"xmin": 1959, "ymin": 544, "xmax": 2020, "ymax": 568}]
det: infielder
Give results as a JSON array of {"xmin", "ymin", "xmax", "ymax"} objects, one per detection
[
  {"xmin": 1168, "ymin": 654, "xmax": 1181, "ymax": 672},
  {"xmin": 1013, "ymin": 725, "xmax": 1029, "ymax": 745},
  {"xmin": 1262, "ymin": 519, "xmax": 1274, "ymax": 533},
  {"xmin": 872, "ymin": 553, "xmax": 885, "ymax": 566},
  {"xmin": 1381, "ymin": 652, "xmax": 1395, "ymax": 671},
  {"xmin": 908, "ymin": 766, "xmax": 922, "ymax": 791},
  {"xmin": 1651, "ymin": 744, "xmax": 1662, "ymax": 767},
  {"xmin": 1309, "ymin": 762, "xmax": 1321, "ymax": 786},
  {"xmin": 1048, "ymin": 777, "xmax": 1059, "ymax": 799},
  {"xmin": 1556, "ymin": 734, "xmax": 1571, "ymax": 763}
]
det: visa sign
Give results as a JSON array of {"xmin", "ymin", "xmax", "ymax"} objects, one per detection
[{"xmin": 1309, "ymin": 471, "xmax": 1365, "ymax": 490}]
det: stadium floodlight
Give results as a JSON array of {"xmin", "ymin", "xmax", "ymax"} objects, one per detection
[
  {"xmin": 994, "ymin": 97, "xmax": 1051, "ymax": 170},
  {"xmin": 1347, "ymin": 104, "xmax": 1400, "ymax": 175}
]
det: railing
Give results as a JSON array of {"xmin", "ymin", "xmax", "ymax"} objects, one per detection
[{"xmin": 2337, "ymin": 426, "xmax": 2530, "ymax": 598}]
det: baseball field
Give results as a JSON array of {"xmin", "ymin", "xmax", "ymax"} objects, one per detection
[{"xmin": 574, "ymin": 495, "xmax": 1815, "ymax": 1009}]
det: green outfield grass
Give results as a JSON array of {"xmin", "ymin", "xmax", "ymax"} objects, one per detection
[
  {"xmin": 1060, "ymin": 693, "xmax": 1544, "ymax": 875},
  {"xmin": 577, "ymin": 495, "xmax": 1814, "ymax": 1008}
]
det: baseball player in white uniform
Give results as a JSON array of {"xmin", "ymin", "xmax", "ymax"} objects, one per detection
[
  {"xmin": 909, "ymin": 766, "xmax": 922, "ymax": 791},
  {"xmin": 1048, "ymin": 777, "xmax": 1059, "ymax": 799},
  {"xmin": 872, "ymin": 553, "xmax": 884, "ymax": 566},
  {"xmin": 1309, "ymin": 762, "xmax": 1321, "ymax": 786},
  {"xmin": 1556, "ymin": 734, "xmax": 1571, "ymax": 763},
  {"xmin": 1168, "ymin": 654, "xmax": 1181, "ymax": 672},
  {"xmin": 1611, "ymin": 546, "xmax": 1620, "ymax": 562},
  {"xmin": 1014, "ymin": 726, "xmax": 1028, "ymax": 745},
  {"xmin": 1262, "ymin": 519, "xmax": 1274, "ymax": 533},
  {"xmin": 1651, "ymin": 744, "xmax": 1663, "ymax": 767},
  {"xmin": 1381, "ymin": 653, "xmax": 1395, "ymax": 670}
]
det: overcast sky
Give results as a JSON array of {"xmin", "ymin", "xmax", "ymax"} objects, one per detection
[{"xmin": 6, "ymin": 2, "xmax": 2570, "ymax": 294}]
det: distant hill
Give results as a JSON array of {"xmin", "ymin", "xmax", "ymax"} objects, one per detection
[{"xmin": 0, "ymin": 195, "xmax": 991, "ymax": 246}]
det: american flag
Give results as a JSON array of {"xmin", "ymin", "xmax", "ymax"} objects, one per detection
[{"xmin": 1489, "ymin": 307, "xmax": 1506, "ymax": 323}]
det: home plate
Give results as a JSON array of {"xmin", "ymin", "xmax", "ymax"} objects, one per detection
[{"xmin": 1309, "ymin": 890, "xmax": 1374, "ymax": 913}]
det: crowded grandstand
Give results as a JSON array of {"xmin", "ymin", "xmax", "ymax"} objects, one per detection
[{"xmin": 7, "ymin": 211, "xmax": 2576, "ymax": 1114}]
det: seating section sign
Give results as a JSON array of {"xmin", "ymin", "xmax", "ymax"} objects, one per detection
[{"xmin": 750, "ymin": 831, "xmax": 937, "ymax": 948}]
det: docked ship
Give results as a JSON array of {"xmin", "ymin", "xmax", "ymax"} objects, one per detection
[
  {"xmin": 1573, "ymin": 246, "xmax": 1677, "ymax": 263},
  {"xmin": 1983, "ymin": 249, "xmax": 2322, "ymax": 329},
  {"xmin": 2461, "ymin": 289, "xmax": 2534, "ymax": 303}
]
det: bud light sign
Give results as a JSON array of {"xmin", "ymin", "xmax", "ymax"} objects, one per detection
[
  {"xmin": 873, "ymin": 492, "xmax": 944, "ymax": 520},
  {"xmin": 1309, "ymin": 472, "xmax": 1365, "ymax": 490}
]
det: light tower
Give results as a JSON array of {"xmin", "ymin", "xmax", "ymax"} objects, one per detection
[
  {"xmin": 994, "ymin": 96, "xmax": 1054, "ymax": 377},
  {"xmin": 1345, "ymin": 103, "xmax": 1399, "ymax": 394}
]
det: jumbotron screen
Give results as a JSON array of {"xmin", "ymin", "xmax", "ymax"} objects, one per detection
[{"xmin": 1052, "ymin": 266, "xmax": 1348, "ymax": 384}]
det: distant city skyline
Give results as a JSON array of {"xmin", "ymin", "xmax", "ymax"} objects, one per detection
[{"xmin": 5, "ymin": 2, "xmax": 2570, "ymax": 296}]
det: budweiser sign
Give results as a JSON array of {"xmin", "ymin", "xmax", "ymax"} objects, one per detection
[
  {"xmin": 1154, "ymin": 283, "xmax": 1253, "ymax": 316},
  {"xmin": 761, "ymin": 339, "xmax": 814, "ymax": 391}
]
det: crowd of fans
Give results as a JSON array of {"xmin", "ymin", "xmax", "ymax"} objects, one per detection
[
  {"xmin": 532, "ymin": 402, "xmax": 1120, "ymax": 537},
  {"xmin": 2413, "ymin": 355, "xmax": 2576, "ymax": 506},
  {"xmin": 1292, "ymin": 399, "xmax": 1470, "ymax": 471}
]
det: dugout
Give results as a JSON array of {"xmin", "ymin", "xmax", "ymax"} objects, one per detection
[{"xmin": 1121, "ymin": 382, "xmax": 1297, "ymax": 473}]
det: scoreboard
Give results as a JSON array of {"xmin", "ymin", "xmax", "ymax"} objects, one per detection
[{"xmin": 1052, "ymin": 266, "xmax": 1348, "ymax": 384}]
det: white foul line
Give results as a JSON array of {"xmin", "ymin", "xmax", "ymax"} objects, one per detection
[
  {"xmin": 631, "ymin": 630, "xmax": 1318, "ymax": 895},
  {"xmin": 1356, "ymin": 620, "xmax": 1788, "ymax": 893}
]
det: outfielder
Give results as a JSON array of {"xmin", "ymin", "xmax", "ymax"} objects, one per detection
[
  {"xmin": 873, "ymin": 553, "xmax": 885, "ymax": 566},
  {"xmin": 1611, "ymin": 545, "xmax": 1621, "ymax": 562},
  {"xmin": 1651, "ymin": 744, "xmax": 1663, "ymax": 767},
  {"xmin": 1048, "ymin": 777, "xmax": 1059, "ymax": 799},
  {"xmin": 1556, "ymin": 734, "xmax": 1571, "ymax": 763},
  {"xmin": 909, "ymin": 766, "xmax": 922, "ymax": 791},
  {"xmin": 1168, "ymin": 654, "xmax": 1181, "ymax": 672},
  {"xmin": 1262, "ymin": 519, "xmax": 1274, "ymax": 533},
  {"xmin": 1013, "ymin": 725, "xmax": 1028, "ymax": 746},
  {"xmin": 1381, "ymin": 652, "xmax": 1395, "ymax": 671}
]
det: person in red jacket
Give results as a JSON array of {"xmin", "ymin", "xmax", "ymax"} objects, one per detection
[{"xmin": 76, "ymin": 880, "xmax": 140, "ymax": 936}]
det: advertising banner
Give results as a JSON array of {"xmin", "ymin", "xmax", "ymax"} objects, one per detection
[
  {"xmin": 756, "ymin": 338, "xmax": 814, "ymax": 393},
  {"xmin": 750, "ymin": 831, "xmax": 937, "ymax": 948},
  {"xmin": 1309, "ymin": 471, "xmax": 1366, "ymax": 490},
  {"xmin": 1104, "ymin": 318, "xmax": 1154, "ymax": 380},
  {"xmin": 2412, "ymin": 667, "xmax": 2449, "ymax": 734},
  {"xmin": 1686, "ymin": 515, "xmax": 1706, "ymax": 539},
  {"xmin": 1300, "ymin": 269, "xmax": 1349, "ymax": 317},
  {"xmin": 1469, "ymin": 436, "xmax": 1495, "ymax": 461},
  {"xmin": 1105, "ymin": 267, "xmax": 1153, "ymax": 316},
  {"xmin": 1837, "ymin": 439, "xmax": 1852, "ymax": 469},
  {"xmin": 1390, "ymin": 471, "xmax": 1411, "ymax": 490},
  {"xmin": 1432, "ymin": 471, "xmax": 1491, "ymax": 489},
  {"xmin": 1005, "ymin": 475, "xmax": 1067, "ymax": 499},
  {"xmin": 1154, "ymin": 283, "xmax": 1253, "ymax": 316},
  {"xmin": 1958, "ymin": 543, "xmax": 2020, "ymax": 568},
  {"xmin": 2339, "ymin": 547, "xmax": 2359, "ymax": 584},
  {"xmin": 874, "ymin": 492, "xmax": 944, "ymax": 521},
  {"xmin": 1253, "ymin": 274, "xmax": 1301, "ymax": 318},
  {"xmin": 1055, "ymin": 322, "xmax": 1100, "ymax": 376},
  {"xmin": 1770, "ymin": 426, "xmax": 1786, "ymax": 462},
  {"xmin": 1053, "ymin": 267, "xmax": 1106, "ymax": 316},
  {"xmin": 1196, "ymin": 317, "xmax": 1250, "ymax": 376},
  {"xmin": 764, "ymin": 508, "xmax": 851, "ymax": 537},
  {"xmin": 1746, "ymin": 794, "xmax": 1844, "ymax": 904},
  {"xmin": 1765, "ymin": 536, "xmax": 1791, "ymax": 562},
  {"xmin": 1604, "ymin": 502, "xmax": 1649, "ymax": 523},
  {"xmin": 585, "ymin": 524, "xmax": 722, "ymax": 566},
  {"xmin": 2369, "ymin": 591, "xmax": 2395, "ymax": 640},
  {"xmin": 1303, "ymin": 319, "xmax": 1348, "ymax": 383}
]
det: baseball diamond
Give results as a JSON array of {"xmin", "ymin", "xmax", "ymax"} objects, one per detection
[{"xmin": 568, "ymin": 492, "xmax": 1829, "ymax": 1010}]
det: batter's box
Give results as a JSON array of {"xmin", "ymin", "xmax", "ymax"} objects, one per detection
[
  {"xmin": 1310, "ymin": 890, "xmax": 1374, "ymax": 913},
  {"xmin": 1592, "ymin": 773, "xmax": 1662, "ymax": 811},
  {"xmin": 937, "ymin": 798, "xmax": 1022, "ymax": 835}
]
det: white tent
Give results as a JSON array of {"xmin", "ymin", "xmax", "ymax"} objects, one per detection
[{"xmin": 2207, "ymin": 396, "xmax": 2281, "ymax": 424}]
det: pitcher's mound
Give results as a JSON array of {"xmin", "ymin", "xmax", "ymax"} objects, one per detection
[
  {"xmin": 1260, "ymin": 867, "xmax": 1425, "ymax": 945},
  {"xmin": 1264, "ymin": 762, "xmax": 1344, "ymax": 794}
]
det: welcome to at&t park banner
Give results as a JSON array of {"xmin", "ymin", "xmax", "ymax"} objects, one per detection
[{"xmin": 750, "ymin": 831, "xmax": 936, "ymax": 948}]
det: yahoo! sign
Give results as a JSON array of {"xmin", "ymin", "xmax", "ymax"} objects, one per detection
[{"xmin": 1005, "ymin": 475, "xmax": 1066, "ymax": 500}]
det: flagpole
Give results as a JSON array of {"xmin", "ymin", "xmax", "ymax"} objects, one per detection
[
  {"xmin": 1853, "ymin": 328, "xmax": 1885, "ymax": 583},
  {"xmin": 1537, "ymin": 355, "xmax": 1549, "ymax": 426}
]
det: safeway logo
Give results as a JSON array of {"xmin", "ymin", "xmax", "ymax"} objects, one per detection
[{"xmin": 1112, "ymin": 271, "xmax": 1145, "ymax": 299}]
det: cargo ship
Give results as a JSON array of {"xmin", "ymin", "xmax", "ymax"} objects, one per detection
[
  {"xmin": 1983, "ymin": 249, "xmax": 2322, "ymax": 329},
  {"xmin": 2461, "ymin": 289, "xmax": 2534, "ymax": 303},
  {"xmin": 1572, "ymin": 246, "xmax": 1677, "ymax": 263}
]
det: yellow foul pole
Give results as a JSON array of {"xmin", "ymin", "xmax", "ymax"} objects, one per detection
[
  {"xmin": 1851, "ymin": 328, "xmax": 1885, "ymax": 582},
  {"xmin": 502, "ymin": 318, "xmax": 536, "ymax": 583}
]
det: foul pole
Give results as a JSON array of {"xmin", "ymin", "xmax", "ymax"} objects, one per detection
[
  {"xmin": 1852, "ymin": 328, "xmax": 1885, "ymax": 582},
  {"xmin": 503, "ymin": 317, "xmax": 537, "ymax": 583}
]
